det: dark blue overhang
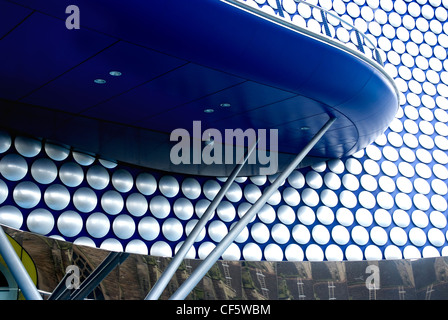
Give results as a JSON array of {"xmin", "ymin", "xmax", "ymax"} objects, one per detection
[{"xmin": 0, "ymin": 0, "xmax": 399, "ymax": 176}]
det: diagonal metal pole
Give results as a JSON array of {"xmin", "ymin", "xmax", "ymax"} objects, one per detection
[
  {"xmin": 70, "ymin": 251, "xmax": 129, "ymax": 300},
  {"xmin": 169, "ymin": 117, "xmax": 336, "ymax": 300},
  {"xmin": 0, "ymin": 225, "xmax": 43, "ymax": 300},
  {"xmin": 145, "ymin": 139, "xmax": 259, "ymax": 300}
]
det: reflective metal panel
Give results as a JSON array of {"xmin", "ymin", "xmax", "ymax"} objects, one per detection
[
  {"xmin": 73, "ymin": 187, "xmax": 97, "ymax": 213},
  {"xmin": 430, "ymin": 211, "xmax": 447, "ymax": 229},
  {"xmin": 287, "ymin": 170, "xmax": 305, "ymax": 188},
  {"xmin": 428, "ymin": 228, "xmax": 445, "ymax": 247},
  {"xmin": 149, "ymin": 195, "xmax": 171, "ymax": 219},
  {"xmin": 175, "ymin": 241, "xmax": 196, "ymax": 259},
  {"xmin": 370, "ymin": 226, "xmax": 388, "ymax": 246},
  {"xmin": 59, "ymin": 162, "xmax": 84, "ymax": 187},
  {"xmin": 198, "ymin": 242, "xmax": 215, "ymax": 259},
  {"xmin": 312, "ymin": 225, "xmax": 330, "ymax": 245},
  {"xmin": 412, "ymin": 210, "xmax": 429, "ymax": 228},
  {"xmin": 162, "ymin": 218, "xmax": 183, "ymax": 241},
  {"xmin": 0, "ymin": 205, "xmax": 23, "ymax": 229},
  {"xmin": 277, "ymin": 205, "xmax": 295, "ymax": 225},
  {"xmin": 345, "ymin": 244, "xmax": 363, "ymax": 261},
  {"xmin": 351, "ymin": 226, "xmax": 369, "ymax": 245},
  {"xmin": 57, "ymin": 210, "xmax": 83, "ymax": 237},
  {"xmin": 44, "ymin": 184, "xmax": 70, "ymax": 211},
  {"xmin": 224, "ymin": 182, "xmax": 242, "ymax": 203},
  {"xmin": 86, "ymin": 165, "xmax": 110, "ymax": 190},
  {"xmin": 100, "ymin": 238, "xmax": 124, "ymax": 252},
  {"xmin": 0, "ymin": 154, "xmax": 28, "ymax": 181},
  {"xmin": 267, "ymin": 189, "xmax": 281, "ymax": 206},
  {"xmin": 360, "ymin": 174, "xmax": 378, "ymax": 192},
  {"xmin": 242, "ymin": 243, "xmax": 262, "ymax": 261},
  {"xmin": 336, "ymin": 207, "xmax": 354, "ymax": 226},
  {"xmin": 431, "ymin": 194, "xmax": 447, "ymax": 212},
  {"xmin": 126, "ymin": 193, "xmax": 148, "ymax": 217},
  {"xmin": 44, "ymin": 142, "xmax": 70, "ymax": 161},
  {"xmin": 355, "ymin": 208, "xmax": 373, "ymax": 227},
  {"xmin": 271, "ymin": 223, "xmax": 290, "ymax": 244},
  {"xmin": 101, "ymin": 190, "xmax": 124, "ymax": 215},
  {"xmin": 0, "ymin": 131, "xmax": 11, "ymax": 153},
  {"xmin": 195, "ymin": 198, "xmax": 213, "ymax": 220},
  {"xmin": 264, "ymin": 243, "xmax": 283, "ymax": 261},
  {"xmin": 14, "ymin": 136, "xmax": 41, "ymax": 158},
  {"xmin": 331, "ymin": 225, "xmax": 349, "ymax": 245},
  {"xmin": 297, "ymin": 206, "xmax": 315, "ymax": 225},
  {"xmin": 203, "ymin": 180, "xmax": 221, "ymax": 201},
  {"xmin": 73, "ymin": 237, "xmax": 96, "ymax": 248},
  {"xmin": 409, "ymin": 227, "xmax": 427, "ymax": 247},
  {"xmin": 342, "ymin": 174, "xmax": 359, "ymax": 191},
  {"xmin": 86, "ymin": 212, "xmax": 110, "ymax": 238},
  {"xmin": 112, "ymin": 215, "xmax": 136, "ymax": 240},
  {"xmin": 27, "ymin": 209, "xmax": 54, "ymax": 235},
  {"xmin": 323, "ymin": 172, "xmax": 341, "ymax": 190},
  {"xmin": 150, "ymin": 241, "xmax": 172, "ymax": 257},
  {"xmin": 325, "ymin": 244, "xmax": 344, "ymax": 261},
  {"xmin": 374, "ymin": 209, "xmax": 392, "ymax": 227},
  {"xmin": 292, "ymin": 224, "xmax": 310, "ymax": 244},
  {"xmin": 0, "ymin": 180, "xmax": 8, "ymax": 205},
  {"xmin": 208, "ymin": 220, "xmax": 228, "ymax": 242},
  {"xmin": 251, "ymin": 222, "xmax": 270, "ymax": 244},
  {"xmin": 230, "ymin": 221, "xmax": 249, "ymax": 243},
  {"xmin": 136, "ymin": 173, "xmax": 157, "ymax": 196},
  {"xmin": 249, "ymin": 175, "xmax": 267, "ymax": 186},
  {"xmin": 72, "ymin": 151, "xmax": 95, "ymax": 166},
  {"xmin": 98, "ymin": 158, "xmax": 117, "ymax": 169},
  {"xmin": 112, "ymin": 169, "xmax": 134, "ymax": 193},
  {"xmin": 306, "ymin": 171, "xmax": 323, "ymax": 189},
  {"xmin": 244, "ymin": 184, "xmax": 262, "ymax": 204},
  {"xmin": 222, "ymin": 243, "xmax": 241, "ymax": 261},
  {"xmin": 301, "ymin": 188, "xmax": 319, "ymax": 207},
  {"xmin": 393, "ymin": 209, "xmax": 410, "ymax": 228},
  {"xmin": 316, "ymin": 206, "xmax": 334, "ymax": 225},
  {"xmin": 282, "ymin": 187, "xmax": 300, "ymax": 206},
  {"xmin": 31, "ymin": 158, "xmax": 57, "ymax": 184},
  {"xmin": 328, "ymin": 159, "xmax": 344, "ymax": 174},
  {"xmin": 216, "ymin": 201, "xmax": 236, "ymax": 222},
  {"xmin": 305, "ymin": 244, "xmax": 324, "ymax": 261},
  {"xmin": 376, "ymin": 191, "xmax": 393, "ymax": 209},
  {"xmin": 339, "ymin": 190, "xmax": 357, "ymax": 208},
  {"xmin": 13, "ymin": 181, "xmax": 41, "ymax": 209},
  {"xmin": 125, "ymin": 239, "xmax": 148, "ymax": 255},
  {"xmin": 138, "ymin": 216, "xmax": 160, "ymax": 241},
  {"xmin": 320, "ymin": 189, "xmax": 338, "ymax": 208},
  {"xmin": 285, "ymin": 244, "xmax": 304, "ymax": 261},
  {"xmin": 364, "ymin": 245, "xmax": 382, "ymax": 260}
]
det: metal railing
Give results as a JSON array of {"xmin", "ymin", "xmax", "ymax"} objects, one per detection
[{"xmin": 232, "ymin": 0, "xmax": 384, "ymax": 66}]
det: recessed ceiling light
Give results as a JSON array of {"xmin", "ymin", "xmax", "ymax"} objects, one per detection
[
  {"xmin": 94, "ymin": 79, "xmax": 106, "ymax": 84},
  {"xmin": 109, "ymin": 71, "xmax": 122, "ymax": 77},
  {"xmin": 220, "ymin": 103, "xmax": 231, "ymax": 108},
  {"xmin": 204, "ymin": 109, "xmax": 214, "ymax": 113}
]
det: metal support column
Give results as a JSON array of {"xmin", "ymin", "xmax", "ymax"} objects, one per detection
[
  {"xmin": 169, "ymin": 117, "xmax": 336, "ymax": 300},
  {"xmin": 0, "ymin": 226, "xmax": 43, "ymax": 300},
  {"xmin": 145, "ymin": 140, "xmax": 259, "ymax": 300}
]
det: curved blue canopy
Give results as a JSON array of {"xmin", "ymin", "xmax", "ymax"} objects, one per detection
[{"xmin": 0, "ymin": 0, "xmax": 398, "ymax": 175}]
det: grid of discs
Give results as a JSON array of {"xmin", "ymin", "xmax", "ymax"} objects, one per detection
[
  {"xmin": 0, "ymin": 0, "xmax": 448, "ymax": 262},
  {"xmin": 241, "ymin": 0, "xmax": 448, "ymax": 260}
]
